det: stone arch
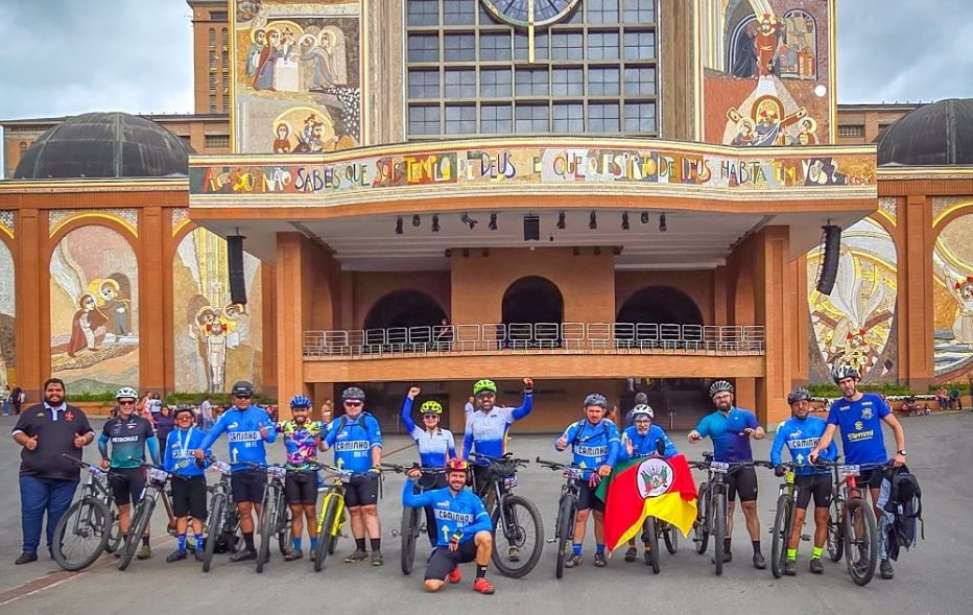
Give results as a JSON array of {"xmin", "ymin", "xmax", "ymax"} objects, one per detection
[
  {"xmin": 501, "ymin": 276, "xmax": 564, "ymax": 326},
  {"xmin": 932, "ymin": 209, "xmax": 973, "ymax": 378},
  {"xmin": 616, "ymin": 286, "xmax": 704, "ymax": 325},
  {"xmin": 363, "ymin": 289, "xmax": 447, "ymax": 331},
  {"xmin": 0, "ymin": 237, "xmax": 15, "ymax": 388}
]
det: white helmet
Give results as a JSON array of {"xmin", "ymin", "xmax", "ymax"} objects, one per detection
[
  {"xmin": 631, "ymin": 404, "xmax": 654, "ymax": 419},
  {"xmin": 115, "ymin": 386, "xmax": 138, "ymax": 401}
]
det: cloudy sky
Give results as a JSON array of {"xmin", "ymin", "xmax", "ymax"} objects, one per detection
[{"xmin": 0, "ymin": 0, "xmax": 969, "ymax": 120}]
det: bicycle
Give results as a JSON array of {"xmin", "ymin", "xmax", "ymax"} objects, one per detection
[
  {"xmin": 817, "ymin": 460, "xmax": 883, "ymax": 586},
  {"xmin": 249, "ymin": 462, "xmax": 293, "ymax": 573},
  {"xmin": 381, "ymin": 463, "xmax": 447, "ymax": 576},
  {"xmin": 200, "ymin": 458, "xmax": 241, "ymax": 572},
  {"xmin": 470, "ymin": 452, "xmax": 544, "ymax": 579},
  {"xmin": 312, "ymin": 464, "xmax": 352, "ymax": 572},
  {"xmin": 755, "ymin": 460, "xmax": 801, "ymax": 579},
  {"xmin": 689, "ymin": 452, "xmax": 757, "ymax": 576},
  {"xmin": 51, "ymin": 455, "xmax": 124, "ymax": 571},
  {"xmin": 118, "ymin": 465, "xmax": 173, "ymax": 571},
  {"xmin": 535, "ymin": 457, "xmax": 585, "ymax": 579}
]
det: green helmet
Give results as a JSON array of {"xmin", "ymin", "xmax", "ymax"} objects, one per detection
[
  {"xmin": 473, "ymin": 379, "xmax": 497, "ymax": 396},
  {"xmin": 420, "ymin": 400, "xmax": 444, "ymax": 415}
]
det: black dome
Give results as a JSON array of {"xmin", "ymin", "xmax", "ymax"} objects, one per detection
[
  {"xmin": 878, "ymin": 99, "xmax": 973, "ymax": 166},
  {"xmin": 13, "ymin": 112, "xmax": 193, "ymax": 179}
]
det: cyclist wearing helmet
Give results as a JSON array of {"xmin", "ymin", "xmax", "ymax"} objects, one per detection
[
  {"xmin": 688, "ymin": 379, "xmax": 767, "ymax": 569},
  {"xmin": 554, "ymin": 393, "xmax": 620, "ymax": 568},
  {"xmin": 194, "ymin": 380, "xmax": 276, "ymax": 562},
  {"xmin": 320, "ymin": 386, "xmax": 384, "ymax": 565},
  {"xmin": 403, "ymin": 459, "xmax": 495, "ymax": 595},
  {"xmin": 98, "ymin": 386, "xmax": 161, "ymax": 561},
  {"xmin": 809, "ymin": 363, "xmax": 907, "ymax": 579},
  {"xmin": 462, "ymin": 377, "xmax": 534, "ymax": 492},
  {"xmin": 770, "ymin": 388, "xmax": 837, "ymax": 575},
  {"xmin": 162, "ymin": 405, "xmax": 211, "ymax": 563},
  {"xmin": 276, "ymin": 394, "xmax": 327, "ymax": 561},
  {"xmin": 402, "ymin": 386, "xmax": 457, "ymax": 548}
]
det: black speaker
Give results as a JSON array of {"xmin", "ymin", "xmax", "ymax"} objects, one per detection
[
  {"xmin": 523, "ymin": 215, "xmax": 540, "ymax": 241},
  {"xmin": 816, "ymin": 225, "xmax": 841, "ymax": 295},
  {"xmin": 227, "ymin": 235, "xmax": 248, "ymax": 305}
]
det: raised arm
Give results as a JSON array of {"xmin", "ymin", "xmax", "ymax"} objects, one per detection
[
  {"xmin": 400, "ymin": 392, "xmax": 418, "ymax": 434},
  {"xmin": 510, "ymin": 378, "xmax": 535, "ymax": 421}
]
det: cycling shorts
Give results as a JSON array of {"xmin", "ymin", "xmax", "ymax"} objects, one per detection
[
  {"xmin": 726, "ymin": 466, "xmax": 758, "ymax": 502},
  {"xmin": 110, "ymin": 467, "xmax": 146, "ymax": 507},
  {"xmin": 577, "ymin": 480, "xmax": 605, "ymax": 512},
  {"xmin": 171, "ymin": 475, "xmax": 208, "ymax": 519},
  {"xmin": 231, "ymin": 469, "xmax": 267, "ymax": 504},
  {"xmin": 795, "ymin": 474, "xmax": 832, "ymax": 509},
  {"xmin": 344, "ymin": 474, "xmax": 379, "ymax": 508},
  {"xmin": 284, "ymin": 471, "xmax": 319, "ymax": 505},
  {"xmin": 425, "ymin": 540, "xmax": 478, "ymax": 581},
  {"xmin": 856, "ymin": 468, "xmax": 886, "ymax": 490}
]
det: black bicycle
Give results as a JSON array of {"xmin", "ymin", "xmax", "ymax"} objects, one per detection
[
  {"xmin": 251, "ymin": 462, "xmax": 293, "ymax": 573},
  {"xmin": 118, "ymin": 465, "xmax": 171, "ymax": 571},
  {"xmin": 536, "ymin": 457, "xmax": 586, "ymax": 579},
  {"xmin": 201, "ymin": 458, "xmax": 240, "ymax": 572},
  {"xmin": 52, "ymin": 456, "xmax": 123, "ymax": 571},
  {"xmin": 817, "ymin": 460, "xmax": 883, "ymax": 586},
  {"xmin": 381, "ymin": 463, "xmax": 447, "ymax": 576},
  {"xmin": 689, "ymin": 452, "xmax": 757, "ymax": 576},
  {"xmin": 470, "ymin": 452, "xmax": 544, "ymax": 578}
]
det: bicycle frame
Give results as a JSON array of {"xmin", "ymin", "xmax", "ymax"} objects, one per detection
[{"xmin": 316, "ymin": 470, "xmax": 349, "ymax": 538}]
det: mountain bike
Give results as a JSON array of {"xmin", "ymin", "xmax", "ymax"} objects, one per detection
[
  {"xmin": 756, "ymin": 460, "xmax": 802, "ymax": 579},
  {"xmin": 312, "ymin": 464, "xmax": 352, "ymax": 572},
  {"xmin": 201, "ymin": 458, "xmax": 240, "ymax": 572},
  {"xmin": 689, "ymin": 452, "xmax": 757, "ymax": 576},
  {"xmin": 381, "ymin": 463, "xmax": 447, "ymax": 576},
  {"xmin": 52, "ymin": 455, "xmax": 123, "ymax": 571},
  {"xmin": 536, "ymin": 457, "xmax": 586, "ymax": 579},
  {"xmin": 817, "ymin": 460, "xmax": 882, "ymax": 586},
  {"xmin": 470, "ymin": 452, "xmax": 544, "ymax": 579},
  {"xmin": 251, "ymin": 463, "xmax": 293, "ymax": 573},
  {"xmin": 118, "ymin": 465, "xmax": 173, "ymax": 571}
]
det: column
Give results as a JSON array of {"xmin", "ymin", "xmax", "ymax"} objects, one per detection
[
  {"xmin": 753, "ymin": 226, "xmax": 792, "ymax": 426},
  {"xmin": 139, "ymin": 207, "xmax": 165, "ymax": 394},
  {"xmin": 15, "ymin": 209, "xmax": 44, "ymax": 400},
  {"xmin": 275, "ymin": 233, "xmax": 307, "ymax": 417},
  {"xmin": 900, "ymin": 195, "xmax": 934, "ymax": 389}
]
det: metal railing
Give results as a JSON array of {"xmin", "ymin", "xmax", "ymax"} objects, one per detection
[{"xmin": 303, "ymin": 322, "xmax": 765, "ymax": 359}]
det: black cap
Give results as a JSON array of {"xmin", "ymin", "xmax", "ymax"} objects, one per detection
[
  {"xmin": 231, "ymin": 381, "xmax": 254, "ymax": 397},
  {"xmin": 174, "ymin": 405, "xmax": 195, "ymax": 418}
]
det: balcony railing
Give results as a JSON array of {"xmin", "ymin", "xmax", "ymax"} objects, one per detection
[{"xmin": 303, "ymin": 322, "xmax": 765, "ymax": 359}]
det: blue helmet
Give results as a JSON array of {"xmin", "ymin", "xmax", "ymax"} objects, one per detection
[{"xmin": 289, "ymin": 394, "xmax": 312, "ymax": 409}]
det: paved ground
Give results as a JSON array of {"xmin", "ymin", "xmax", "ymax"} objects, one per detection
[{"xmin": 0, "ymin": 412, "xmax": 970, "ymax": 614}]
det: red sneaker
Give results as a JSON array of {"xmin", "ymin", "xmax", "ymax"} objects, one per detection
[
  {"xmin": 448, "ymin": 566, "xmax": 462, "ymax": 584},
  {"xmin": 472, "ymin": 577, "xmax": 495, "ymax": 595}
]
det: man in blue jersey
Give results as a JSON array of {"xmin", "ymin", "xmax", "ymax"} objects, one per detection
[
  {"xmin": 809, "ymin": 363, "xmax": 907, "ymax": 580},
  {"xmin": 163, "ymin": 405, "xmax": 211, "ymax": 562},
  {"xmin": 402, "ymin": 386, "xmax": 457, "ymax": 547},
  {"xmin": 462, "ymin": 378, "xmax": 534, "ymax": 494},
  {"xmin": 320, "ymin": 386, "xmax": 384, "ymax": 565},
  {"xmin": 403, "ymin": 459, "xmax": 495, "ymax": 595},
  {"xmin": 193, "ymin": 380, "xmax": 276, "ymax": 562},
  {"xmin": 554, "ymin": 393, "xmax": 620, "ymax": 568},
  {"xmin": 771, "ymin": 387, "xmax": 837, "ymax": 575},
  {"xmin": 688, "ymin": 379, "xmax": 767, "ymax": 569}
]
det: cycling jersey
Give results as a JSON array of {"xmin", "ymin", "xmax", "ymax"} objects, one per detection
[
  {"xmin": 401, "ymin": 481, "xmax": 492, "ymax": 546},
  {"xmin": 323, "ymin": 412, "xmax": 382, "ymax": 474},
  {"xmin": 400, "ymin": 397, "xmax": 456, "ymax": 468},
  {"xmin": 462, "ymin": 392, "xmax": 533, "ymax": 463},
  {"xmin": 197, "ymin": 405, "xmax": 276, "ymax": 472},
  {"xmin": 694, "ymin": 406, "xmax": 759, "ymax": 462},
  {"xmin": 276, "ymin": 419, "xmax": 326, "ymax": 470},
  {"xmin": 827, "ymin": 393, "xmax": 891, "ymax": 465},
  {"xmin": 556, "ymin": 418, "xmax": 620, "ymax": 477},
  {"xmin": 620, "ymin": 424, "xmax": 678, "ymax": 460},
  {"xmin": 770, "ymin": 415, "xmax": 837, "ymax": 475},
  {"xmin": 163, "ymin": 426, "xmax": 210, "ymax": 477},
  {"xmin": 99, "ymin": 415, "xmax": 159, "ymax": 469}
]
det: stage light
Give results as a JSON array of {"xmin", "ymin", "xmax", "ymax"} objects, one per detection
[
  {"xmin": 659, "ymin": 213, "xmax": 667, "ymax": 233},
  {"xmin": 589, "ymin": 211, "xmax": 597, "ymax": 230},
  {"xmin": 523, "ymin": 214, "xmax": 540, "ymax": 241},
  {"xmin": 557, "ymin": 211, "xmax": 566, "ymax": 229},
  {"xmin": 395, "ymin": 217, "xmax": 403, "ymax": 235},
  {"xmin": 641, "ymin": 211, "xmax": 649, "ymax": 224},
  {"xmin": 622, "ymin": 212, "xmax": 630, "ymax": 230},
  {"xmin": 489, "ymin": 213, "xmax": 498, "ymax": 230},
  {"xmin": 412, "ymin": 214, "xmax": 421, "ymax": 227},
  {"xmin": 461, "ymin": 213, "xmax": 478, "ymax": 229},
  {"xmin": 432, "ymin": 215, "xmax": 440, "ymax": 232}
]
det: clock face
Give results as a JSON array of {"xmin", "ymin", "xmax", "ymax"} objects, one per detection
[{"xmin": 481, "ymin": 0, "xmax": 582, "ymax": 28}]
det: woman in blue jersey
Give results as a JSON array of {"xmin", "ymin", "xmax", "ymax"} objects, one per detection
[{"xmin": 402, "ymin": 386, "xmax": 457, "ymax": 547}]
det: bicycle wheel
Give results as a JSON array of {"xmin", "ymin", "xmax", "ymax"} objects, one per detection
[
  {"xmin": 770, "ymin": 493, "xmax": 792, "ymax": 579},
  {"xmin": 844, "ymin": 498, "xmax": 878, "ymax": 586},
  {"xmin": 202, "ymin": 493, "xmax": 225, "ymax": 573},
  {"xmin": 313, "ymin": 495, "xmax": 340, "ymax": 572},
  {"xmin": 662, "ymin": 522, "xmax": 678, "ymax": 554},
  {"xmin": 106, "ymin": 504, "xmax": 123, "ymax": 554},
  {"xmin": 644, "ymin": 516, "xmax": 660, "ymax": 574},
  {"xmin": 554, "ymin": 495, "xmax": 575, "ymax": 580},
  {"xmin": 256, "ymin": 495, "xmax": 276, "ymax": 573},
  {"xmin": 712, "ymin": 492, "xmax": 725, "ymax": 576},
  {"xmin": 118, "ymin": 496, "xmax": 155, "ymax": 571},
  {"xmin": 827, "ymin": 497, "xmax": 844, "ymax": 562},
  {"xmin": 490, "ymin": 494, "xmax": 544, "ymax": 579},
  {"xmin": 276, "ymin": 498, "xmax": 293, "ymax": 557},
  {"xmin": 52, "ymin": 497, "xmax": 111, "ymax": 571},
  {"xmin": 400, "ymin": 505, "xmax": 420, "ymax": 576},
  {"xmin": 693, "ymin": 482, "xmax": 710, "ymax": 555}
]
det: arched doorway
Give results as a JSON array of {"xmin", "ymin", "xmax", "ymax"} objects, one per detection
[
  {"xmin": 616, "ymin": 286, "xmax": 703, "ymax": 325},
  {"xmin": 502, "ymin": 276, "xmax": 564, "ymax": 347},
  {"xmin": 363, "ymin": 290, "xmax": 447, "ymax": 331}
]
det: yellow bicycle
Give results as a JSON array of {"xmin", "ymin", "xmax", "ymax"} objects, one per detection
[{"xmin": 313, "ymin": 464, "xmax": 352, "ymax": 572}]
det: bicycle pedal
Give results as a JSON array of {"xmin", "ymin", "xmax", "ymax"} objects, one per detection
[
  {"xmin": 545, "ymin": 538, "xmax": 558, "ymax": 544},
  {"xmin": 390, "ymin": 529, "xmax": 401, "ymax": 537},
  {"xmin": 800, "ymin": 534, "xmax": 812, "ymax": 541}
]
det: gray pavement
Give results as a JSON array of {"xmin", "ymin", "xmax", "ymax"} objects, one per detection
[{"xmin": 0, "ymin": 412, "xmax": 971, "ymax": 614}]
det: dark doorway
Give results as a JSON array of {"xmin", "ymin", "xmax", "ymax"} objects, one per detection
[
  {"xmin": 502, "ymin": 276, "xmax": 564, "ymax": 325},
  {"xmin": 363, "ymin": 290, "xmax": 447, "ymax": 330},
  {"xmin": 616, "ymin": 286, "xmax": 703, "ymax": 325}
]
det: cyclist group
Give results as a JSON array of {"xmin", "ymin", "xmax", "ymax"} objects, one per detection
[{"xmin": 66, "ymin": 361, "xmax": 909, "ymax": 594}]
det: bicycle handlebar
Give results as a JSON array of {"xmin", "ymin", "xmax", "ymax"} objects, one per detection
[
  {"xmin": 380, "ymin": 463, "xmax": 446, "ymax": 475},
  {"xmin": 469, "ymin": 451, "xmax": 530, "ymax": 467},
  {"xmin": 535, "ymin": 457, "xmax": 570, "ymax": 471}
]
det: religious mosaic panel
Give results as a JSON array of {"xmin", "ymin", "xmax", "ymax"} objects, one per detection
[
  {"xmin": 233, "ymin": 0, "xmax": 361, "ymax": 154},
  {"xmin": 699, "ymin": 0, "xmax": 833, "ymax": 146},
  {"xmin": 0, "ymin": 241, "xmax": 14, "ymax": 390},
  {"xmin": 933, "ymin": 211, "xmax": 973, "ymax": 377},
  {"xmin": 172, "ymin": 227, "xmax": 264, "ymax": 393},
  {"xmin": 50, "ymin": 227, "xmax": 139, "ymax": 393},
  {"xmin": 807, "ymin": 217, "xmax": 897, "ymax": 383}
]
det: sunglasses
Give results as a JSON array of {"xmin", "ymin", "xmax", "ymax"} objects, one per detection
[
  {"xmin": 118, "ymin": 400, "xmax": 136, "ymax": 406},
  {"xmin": 422, "ymin": 414, "xmax": 440, "ymax": 420},
  {"xmin": 234, "ymin": 395, "xmax": 252, "ymax": 400},
  {"xmin": 344, "ymin": 400, "xmax": 363, "ymax": 407}
]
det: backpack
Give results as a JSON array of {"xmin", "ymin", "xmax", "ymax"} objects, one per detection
[{"xmin": 881, "ymin": 466, "xmax": 923, "ymax": 561}]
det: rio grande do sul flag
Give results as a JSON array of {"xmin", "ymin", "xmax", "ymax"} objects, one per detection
[{"xmin": 596, "ymin": 454, "xmax": 698, "ymax": 551}]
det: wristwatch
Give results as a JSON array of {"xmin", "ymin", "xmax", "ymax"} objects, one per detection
[{"xmin": 897, "ymin": 449, "xmax": 908, "ymax": 456}]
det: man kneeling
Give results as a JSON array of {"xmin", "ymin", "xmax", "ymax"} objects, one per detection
[{"xmin": 402, "ymin": 459, "xmax": 495, "ymax": 594}]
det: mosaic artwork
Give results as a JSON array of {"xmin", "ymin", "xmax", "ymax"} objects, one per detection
[
  {"xmin": 233, "ymin": 0, "xmax": 361, "ymax": 154},
  {"xmin": 0, "ymin": 241, "xmax": 14, "ymax": 389},
  {"xmin": 933, "ymin": 211, "xmax": 973, "ymax": 376},
  {"xmin": 172, "ymin": 227, "xmax": 264, "ymax": 393},
  {"xmin": 700, "ymin": 0, "xmax": 833, "ymax": 146},
  {"xmin": 50, "ymin": 226, "xmax": 139, "ymax": 393},
  {"xmin": 807, "ymin": 217, "xmax": 897, "ymax": 383}
]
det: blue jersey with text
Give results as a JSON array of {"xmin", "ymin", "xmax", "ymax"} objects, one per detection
[
  {"xmin": 556, "ymin": 419, "xmax": 620, "ymax": 476},
  {"xmin": 163, "ymin": 426, "xmax": 211, "ymax": 478},
  {"xmin": 402, "ymin": 482, "xmax": 492, "ymax": 546},
  {"xmin": 462, "ymin": 393, "xmax": 533, "ymax": 464},
  {"xmin": 620, "ymin": 424, "xmax": 678, "ymax": 460},
  {"xmin": 400, "ymin": 397, "xmax": 456, "ymax": 468},
  {"xmin": 827, "ymin": 393, "xmax": 891, "ymax": 465},
  {"xmin": 770, "ymin": 416, "xmax": 837, "ymax": 475},
  {"xmin": 198, "ymin": 405, "xmax": 276, "ymax": 472},
  {"xmin": 323, "ymin": 412, "xmax": 382, "ymax": 474},
  {"xmin": 695, "ymin": 407, "xmax": 759, "ymax": 462}
]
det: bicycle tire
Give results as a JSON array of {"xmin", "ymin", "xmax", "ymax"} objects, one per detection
[
  {"xmin": 827, "ymin": 496, "xmax": 844, "ymax": 562},
  {"xmin": 693, "ymin": 482, "xmax": 710, "ymax": 555},
  {"xmin": 314, "ymin": 496, "xmax": 340, "ymax": 572},
  {"xmin": 644, "ymin": 516, "xmax": 660, "ymax": 574},
  {"xmin": 554, "ymin": 494, "xmax": 575, "ymax": 580},
  {"xmin": 52, "ymin": 497, "xmax": 111, "ymax": 571},
  {"xmin": 490, "ymin": 494, "xmax": 544, "ymax": 579},
  {"xmin": 400, "ymin": 505, "xmax": 419, "ymax": 576},
  {"xmin": 277, "ymin": 498, "xmax": 293, "ymax": 557},
  {"xmin": 202, "ymin": 493, "xmax": 225, "ymax": 573},
  {"xmin": 844, "ymin": 497, "xmax": 878, "ymax": 586},
  {"xmin": 118, "ymin": 496, "xmax": 155, "ymax": 571},
  {"xmin": 256, "ymin": 494, "xmax": 276, "ymax": 573},
  {"xmin": 662, "ymin": 522, "xmax": 678, "ymax": 554},
  {"xmin": 770, "ymin": 493, "xmax": 791, "ymax": 579},
  {"xmin": 713, "ymin": 491, "xmax": 725, "ymax": 576},
  {"xmin": 106, "ymin": 504, "xmax": 123, "ymax": 554}
]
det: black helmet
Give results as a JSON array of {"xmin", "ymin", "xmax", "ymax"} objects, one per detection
[
  {"xmin": 174, "ymin": 405, "xmax": 195, "ymax": 419},
  {"xmin": 342, "ymin": 386, "xmax": 366, "ymax": 402},
  {"xmin": 831, "ymin": 363, "xmax": 860, "ymax": 384},
  {"xmin": 583, "ymin": 393, "xmax": 610, "ymax": 410},
  {"xmin": 709, "ymin": 380, "xmax": 734, "ymax": 399},
  {"xmin": 787, "ymin": 387, "xmax": 811, "ymax": 405},
  {"xmin": 231, "ymin": 381, "xmax": 254, "ymax": 397}
]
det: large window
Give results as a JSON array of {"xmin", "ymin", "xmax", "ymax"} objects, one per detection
[{"xmin": 405, "ymin": 0, "xmax": 658, "ymax": 138}]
